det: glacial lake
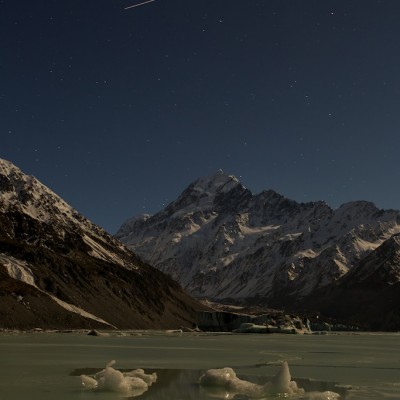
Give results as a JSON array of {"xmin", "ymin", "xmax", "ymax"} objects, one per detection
[{"xmin": 0, "ymin": 331, "xmax": 399, "ymax": 399}]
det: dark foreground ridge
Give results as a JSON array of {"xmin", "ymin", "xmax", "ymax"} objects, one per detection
[{"xmin": 0, "ymin": 158, "xmax": 207, "ymax": 330}]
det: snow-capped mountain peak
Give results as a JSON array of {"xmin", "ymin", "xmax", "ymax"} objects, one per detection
[
  {"xmin": 159, "ymin": 170, "xmax": 246, "ymax": 219},
  {"xmin": 0, "ymin": 158, "xmax": 135, "ymax": 268},
  {"xmin": 0, "ymin": 158, "xmax": 78, "ymax": 225},
  {"xmin": 116, "ymin": 172, "xmax": 400, "ymax": 308},
  {"xmin": 192, "ymin": 170, "xmax": 241, "ymax": 194}
]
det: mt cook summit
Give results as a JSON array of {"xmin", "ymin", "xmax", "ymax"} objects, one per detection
[{"xmin": 117, "ymin": 171, "xmax": 400, "ymax": 330}]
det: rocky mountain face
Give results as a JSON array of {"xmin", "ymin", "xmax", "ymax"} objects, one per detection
[
  {"xmin": 0, "ymin": 158, "xmax": 205, "ymax": 330},
  {"xmin": 116, "ymin": 171, "xmax": 400, "ymax": 329},
  {"xmin": 303, "ymin": 233, "xmax": 400, "ymax": 330}
]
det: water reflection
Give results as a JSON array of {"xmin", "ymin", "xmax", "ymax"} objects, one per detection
[{"xmin": 71, "ymin": 365, "xmax": 348, "ymax": 399}]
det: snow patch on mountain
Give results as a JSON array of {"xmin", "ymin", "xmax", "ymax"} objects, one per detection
[
  {"xmin": 82, "ymin": 234, "xmax": 138, "ymax": 270},
  {"xmin": 0, "ymin": 253, "xmax": 115, "ymax": 327},
  {"xmin": 0, "ymin": 253, "xmax": 36, "ymax": 287}
]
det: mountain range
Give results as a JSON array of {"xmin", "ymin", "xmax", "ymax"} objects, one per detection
[
  {"xmin": 0, "ymin": 158, "xmax": 204, "ymax": 330},
  {"xmin": 2, "ymin": 160, "xmax": 399, "ymax": 331},
  {"xmin": 116, "ymin": 170, "xmax": 400, "ymax": 330}
]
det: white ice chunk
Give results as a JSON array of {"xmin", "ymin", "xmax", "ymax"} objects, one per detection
[
  {"xmin": 264, "ymin": 361, "xmax": 302, "ymax": 395},
  {"xmin": 198, "ymin": 367, "xmax": 267, "ymax": 398},
  {"xmin": 198, "ymin": 367, "xmax": 237, "ymax": 386},
  {"xmin": 124, "ymin": 368, "xmax": 157, "ymax": 386},
  {"xmin": 199, "ymin": 362, "xmax": 340, "ymax": 399},
  {"xmin": 80, "ymin": 374, "xmax": 97, "ymax": 389},
  {"xmin": 80, "ymin": 360, "xmax": 157, "ymax": 397}
]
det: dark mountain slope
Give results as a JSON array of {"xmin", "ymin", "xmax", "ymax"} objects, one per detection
[
  {"xmin": 297, "ymin": 234, "xmax": 400, "ymax": 330},
  {"xmin": 0, "ymin": 158, "xmax": 206, "ymax": 330}
]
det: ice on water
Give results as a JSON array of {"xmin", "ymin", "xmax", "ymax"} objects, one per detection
[
  {"xmin": 199, "ymin": 361, "xmax": 340, "ymax": 399},
  {"xmin": 80, "ymin": 360, "xmax": 340, "ymax": 399},
  {"xmin": 80, "ymin": 360, "xmax": 157, "ymax": 397}
]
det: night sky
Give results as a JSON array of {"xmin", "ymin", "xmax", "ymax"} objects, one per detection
[{"xmin": 2, "ymin": 0, "xmax": 400, "ymax": 233}]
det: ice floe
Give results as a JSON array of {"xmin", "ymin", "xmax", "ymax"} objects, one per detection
[
  {"xmin": 199, "ymin": 361, "xmax": 340, "ymax": 399},
  {"xmin": 80, "ymin": 360, "xmax": 157, "ymax": 397},
  {"xmin": 79, "ymin": 360, "xmax": 340, "ymax": 399}
]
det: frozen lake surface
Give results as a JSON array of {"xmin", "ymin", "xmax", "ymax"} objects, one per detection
[{"xmin": 0, "ymin": 331, "xmax": 399, "ymax": 399}]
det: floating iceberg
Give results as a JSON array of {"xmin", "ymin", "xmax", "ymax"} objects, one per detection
[
  {"xmin": 79, "ymin": 360, "xmax": 340, "ymax": 399},
  {"xmin": 199, "ymin": 362, "xmax": 340, "ymax": 399},
  {"xmin": 198, "ymin": 367, "xmax": 265, "ymax": 398},
  {"xmin": 80, "ymin": 360, "xmax": 157, "ymax": 397}
]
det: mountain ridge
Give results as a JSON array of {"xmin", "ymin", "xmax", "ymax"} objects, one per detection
[
  {"xmin": 117, "ymin": 171, "xmax": 400, "ymax": 329},
  {"xmin": 0, "ymin": 158, "xmax": 206, "ymax": 330}
]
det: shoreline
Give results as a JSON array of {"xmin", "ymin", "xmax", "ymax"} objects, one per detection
[{"xmin": 1, "ymin": 328, "xmax": 399, "ymax": 337}]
